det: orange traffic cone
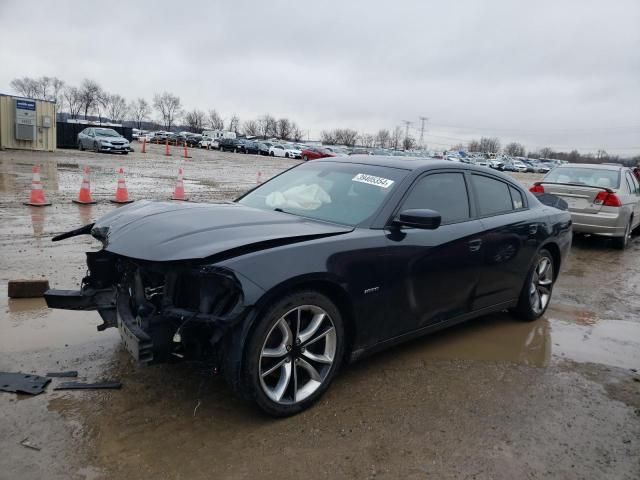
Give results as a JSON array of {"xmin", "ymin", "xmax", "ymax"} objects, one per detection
[
  {"xmin": 23, "ymin": 166, "xmax": 51, "ymax": 207},
  {"xmin": 142, "ymin": 138, "xmax": 147, "ymax": 154},
  {"xmin": 72, "ymin": 166, "xmax": 96, "ymax": 205},
  {"xmin": 256, "ymin": 171, "xmax": 263, "ymax": 184},
  {"xmin": 110, "ymin": 168, "xmax": 134, "ymax": 204},
  {"xmin": 171, "ymin": 167, "xmax": 188, "ymax": 201},
  {"xmin": 165, "ymin": 138, "xmax": 171, "ymax": 156},
  {"xmin": 183, "ymin": 142, "xmax": 191, "ymax": 159}
]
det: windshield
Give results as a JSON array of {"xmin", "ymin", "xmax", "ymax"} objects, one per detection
[
  {"xmin": 94, "ymin": 128, "xmax": 121, "ymax": 137},
  {"xmin": 238, "ymin": 162, "xmax": 407, "ymax": 226},
  {"xmin": 544, "ymin": 167, "xmax": 620, "ymax": 189}
]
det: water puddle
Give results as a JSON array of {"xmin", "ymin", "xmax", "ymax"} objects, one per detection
[{"xmin": 1, "ymin": 297, "xmax": 113, "ymax": 353}]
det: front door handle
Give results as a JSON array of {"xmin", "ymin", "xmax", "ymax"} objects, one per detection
[
  {"xmin": 529, "ymin": 224, "xmax": 538, "ymax": 236},
  {"xmin": 468, "ymin": 239, "xmax": 482, "ymax": 252}
]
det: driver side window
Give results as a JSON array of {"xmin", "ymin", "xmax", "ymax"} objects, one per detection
[{"xmin": 401, "ymin": 172, "xmax": 470, "ymax": 224}]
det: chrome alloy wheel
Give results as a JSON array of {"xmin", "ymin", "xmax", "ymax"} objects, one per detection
[
  {"xmin": 530, "ymin": 256, "xmax": 553, "ymax": 315},
  {"xmin": 259, "ymin": 305, "xmax": 337, "ymax": 405}
]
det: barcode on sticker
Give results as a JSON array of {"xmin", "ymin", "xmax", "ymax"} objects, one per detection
[{"xmin": 352, "ymin": 174, "xmax": 394, "ymax": 188}]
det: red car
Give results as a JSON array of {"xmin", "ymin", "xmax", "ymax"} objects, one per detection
[{"xmin": 301, "ymin": 147, "xmax": 336, "ymax": 161}]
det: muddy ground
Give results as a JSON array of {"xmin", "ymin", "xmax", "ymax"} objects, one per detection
[{"xmin": 1, "ymin": 144, "xmax": 639, "ymax": 479}]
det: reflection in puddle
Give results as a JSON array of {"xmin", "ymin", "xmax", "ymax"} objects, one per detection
[
  {"xmin": 406, "ymin": 313, "xmax": 552, "ymax": 367},
  {"xmin": 379, "ymin": 304, "xmax": 640, "ymax": 371},
  {"xmin": 29, "ymin": 207, "xmax": 46, "ymax": 237}
]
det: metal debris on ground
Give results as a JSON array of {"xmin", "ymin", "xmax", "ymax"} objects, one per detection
[
  {"xmin": 45, "ymin": 371, "xmax": 79, "ymax": 378},
  {"xmin": 0, "ymin": 372, "xmax": 51, "ymax": 395},
  {"xmin": 53, "ymin": 381, "xmax": 122, "ymax": 391},
  {"xmin": 19, "ymin": 438, "xmax": 41, "ymax": 451}
]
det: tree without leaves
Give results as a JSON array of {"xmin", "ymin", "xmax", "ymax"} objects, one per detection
[
  {"xmin": 184, "ymin": 109, "xmax": 206, "ymax": 133},
  {"xmin": 479, "ymin": 137, "xmax": 501, "ymax": 154},
  {"xmin": 467, "ymin": 139, "xmax": 481, "ymax": 152},
  {"xmin": 258, "ymin": 114, "xmax": 277, "ymax": 139},
  {"xmin": 10, "ymin": 77, "xmax": 39, "ymax": 98},
  {"xmin": 290, "ymin": 123, "xmax": 304, "ymax": 142},
  {"xmin": 207, "ymin": 109, "xmax": 224, "ymax": 130},
  {"xmin": 276, "ymin": 118, "xmax": 292, "ymax": 140},
  {"xmin": 104, "ymin": 94, "xmax": 128, "ymax": 123},
  {"xmin": 403, "ymin": 136, "xmax": 416, "ymax": 151},
  {"xmin": 153, "ymin": 92, "xmax": 182, "ymax": 130},
  {"xmin": 504, "ymin": 142, "xmax": 526, "ymax": 157},
  {"xmin": 62, "ymin": 86, "xmax": 83, "ymax": 119},
  {"xmin": 452, "ymin": 143, "xmax": 465, "ymax": 151},
  {"xmin": 359, "ymin": 134, "xmax": 376, "ymax": 148},
  {"xmin": 320, "ymin": 130, "xmax": 336, "ymax": 145},
  {"xmin": 391, "ymin": 126, "xmax": 403, "ymax": 150},
  {"xmin": 539, "ymin": 147, "xmax": 554, "ymax": 159},
  {"xmin": 243, "ymin": 119, "xmax": 260, "ymax": 137},
  {"xmin": 129, "ymin": 98, "xmax": 150, "ymax": 129},
  {"xmin": 228, "ymin": 114, "xmax": 240, "ymax": 134},
  {"xmin": 78, "ymin": 79, "xmax": 104, "ymax": 120},
  {"xmin": 375, "ymin": 129, "xmax": 391, "ymax": 148}
]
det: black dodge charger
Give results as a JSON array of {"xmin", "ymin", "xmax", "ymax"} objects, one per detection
[{"xmin": 46, "ymin": 156, "xmax": 572, "ymax": 416}]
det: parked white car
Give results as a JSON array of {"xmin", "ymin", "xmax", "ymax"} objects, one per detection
[
  {"xmin": 138, "ymin": 132, "xmax": 154, "ymax": 143},
  {"xmin": 198, "ymin": 136, "xmax": 219, "ymax": 149},
  {"xmin": 269, "ymin": 144, "xmax": 287, "ymax": 157},
  {"xmin": 283, "ymin": 144, "xmax": 303, "ymax": 159},
  {"xmin": 512, "ymin": 160, "xmax": 529, "ymax": 172}
]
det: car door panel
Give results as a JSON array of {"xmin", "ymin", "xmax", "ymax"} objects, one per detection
[
  {"xmin": 381, "ymin": 219, "xmax": 484, "ymax": 339},
  {"xmin": 474, "ymin": 211, "xmax": 540, "ymax": 308}
]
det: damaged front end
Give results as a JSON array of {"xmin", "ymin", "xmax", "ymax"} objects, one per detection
[{"xmin": 45, "ymin": 249, "xmax": 248, "ymax": 366}]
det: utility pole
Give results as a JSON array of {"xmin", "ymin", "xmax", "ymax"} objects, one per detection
[
  {"xmin": 419, "ymin": 116, "xmax": 428, "ymax": 148},
  {"xmin": 401, "ymin": 120, "xmax": 412, "ymax": 142}
]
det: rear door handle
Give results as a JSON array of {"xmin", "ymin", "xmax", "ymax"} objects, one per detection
[{"xmin": 468, "ymin": 239, "xmax": 482, "ymax": 252}]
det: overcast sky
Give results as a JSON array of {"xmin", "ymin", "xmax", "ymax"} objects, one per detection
[{"xmin": 1, "ymin": 0, "xmax": 638, "ymax": 155}]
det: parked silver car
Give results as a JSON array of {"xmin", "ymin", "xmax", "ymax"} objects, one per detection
[
  {"xmin": 78, "ymin": 127, "xmax": 130, "ymax": 154},
  {"xmin": 530, "ymin": 163, "xmax": 640, "ymax": 248}
]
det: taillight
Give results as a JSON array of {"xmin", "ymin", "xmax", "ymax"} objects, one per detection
[
  {"xmin": 594, "ymin": 191, "xmax": 622, "ymax": 207},
  {"xmin": 529, "ymin": 184, "xmax": 545, "ymax": 193}
]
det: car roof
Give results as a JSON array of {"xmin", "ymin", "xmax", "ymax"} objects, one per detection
[{"xmin": 313, "ymin": 155, "xmax": 521, "ymax": 181}]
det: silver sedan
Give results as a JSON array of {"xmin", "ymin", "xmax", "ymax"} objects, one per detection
[
  {"xmin": 78, "ymin": 127, "xmax": 130, "ymax": 154},
  {"xmin": 530, "ymin": 163, "xmax": 640, "ymax": 249}
]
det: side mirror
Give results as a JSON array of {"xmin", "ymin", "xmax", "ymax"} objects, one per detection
[{"xmin": 394, "ymin": 209, "xmax": 441, "ymax": 230}]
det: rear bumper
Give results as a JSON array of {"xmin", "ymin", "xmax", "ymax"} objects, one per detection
[{"xmin": 570, "ymin": 210, "xmax": 627, "ymax": 237}]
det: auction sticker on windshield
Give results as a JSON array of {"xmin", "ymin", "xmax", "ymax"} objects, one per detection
[{"xmin": 352, "ymin": 173, "xmax": 394, "ymax": 188}]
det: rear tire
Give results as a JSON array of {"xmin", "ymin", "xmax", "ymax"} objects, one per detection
[
  {"xmin": 269, "ymin": 151, "xmax": 274, "ymax": 157},
  {"xmin": 511, "ymin": 249, "xmax": 555, "ymax": 321},
  {"xmin": 612, "ymin": 219, "xmax": 632, "ymax": 250},
  {"xmin": 303, "ymin": 155, "xmax": 308, "ymax": 161},
  {"xmin": 236, "ymin": 290, "xmax": 345, "ymax": 417}
]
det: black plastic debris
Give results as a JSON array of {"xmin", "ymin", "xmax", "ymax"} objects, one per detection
[
  {"xmin": 0, "ymin": 372, "xmax": 51, "ymax": 395},
  {"xmin": 45, "ymin": 371, "xmax": 78, "ymax": 378},
  {"xmin": 53, "ymin": 381, "xmax": 121, "ymax": 391}
]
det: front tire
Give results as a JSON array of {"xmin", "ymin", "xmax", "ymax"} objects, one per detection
[
  {"xmin": 512, "ymin": 249, "xmax": 555, "ymax": 321},
  {"xmin": 93, "ymin": 142, "xmax": 99, "ymax": 153},
  {"xmin": 78, "ymin": 141, "xmax": 84, "ymax": 151},
  {"xmin": 239, "ymin": 291, "xmax": 345, "ymax": 417}
]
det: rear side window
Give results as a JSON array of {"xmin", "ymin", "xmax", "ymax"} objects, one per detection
[
  {"xmin": 509, "ymin": 186, "xmax": 525, "ymax": 209},
  {"xmin": 471, "ymin": 175, "xmax": 513, "ymax": 216},
  {"xmin": 402, "ymin": 173, "xmax": 470, "ymax": 224}
]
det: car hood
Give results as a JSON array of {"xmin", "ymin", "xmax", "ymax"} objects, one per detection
[
  {"xmin": 97, "ymin": 135, "xmax": 127, "ymax": 142},
  {"xmin": 90, "ymin": 200, "xmax": 353, "ymax": 262}
]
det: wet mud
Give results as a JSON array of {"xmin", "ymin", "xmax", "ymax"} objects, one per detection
[{"xmin": 1, "ymin": 148, "xmax": 639, "ymax": 479}]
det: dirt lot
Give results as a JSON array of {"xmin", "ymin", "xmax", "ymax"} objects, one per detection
[{"xmin": 1, "ymin": 144, "xmax": 639, "ymax": 479}]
